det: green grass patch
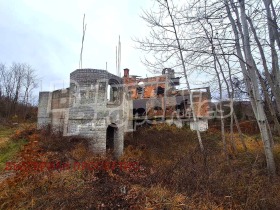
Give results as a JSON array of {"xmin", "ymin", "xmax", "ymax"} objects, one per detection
[
  {"xmin": 0, "ymin": 126, "xmax": 15, "ymax": 138},
  {"xmin": 0, "ymin": 139, "xmax": 28, "ymax": 171}
]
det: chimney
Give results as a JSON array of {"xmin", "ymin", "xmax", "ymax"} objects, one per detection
[{"xmin": 123, "ymin": 68, "xmax": 129, "ymax": 78}]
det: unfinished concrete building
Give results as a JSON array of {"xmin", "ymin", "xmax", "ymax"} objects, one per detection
[
  {"xmin": 38, "ymin": 68, "xmax": 211, "ymax": 157},
  {"xmin": 38, "ymin": 69, "xmax": 129, "ymax": 157}
]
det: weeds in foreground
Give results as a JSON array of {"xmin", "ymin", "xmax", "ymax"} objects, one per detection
[
  {"xmin": 0, "ymin": 123, "xmax": 280, "ymax": 209},
  {"xmin": 0, "ymin": 124, "xmax": 31, "ymax": 171},
  {"xmin": 123, "ymin": 124, "xmax": 280, "ymax": 209}
]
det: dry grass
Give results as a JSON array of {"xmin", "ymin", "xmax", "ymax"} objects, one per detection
[
  {"xmin": 0, "ymin": 123, "xmax": 280, "ymax": 209},
  {"xmin": 123, "ymin": 123, "xmax": 280, "ymax": 209},
  {"xmin": 0, "ymin": 124, "xmax": 29, "ymax": 171}
]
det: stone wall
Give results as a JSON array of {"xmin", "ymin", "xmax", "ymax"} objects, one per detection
[
  {"xmin": 37, "ymin": 92, "xmax": 52, "ymax": 128},
  {"xmin": 50, "ymin": 88, "xmax": 70, "ymax": 134},
  {"xmin": 37, "ymin": 69, "xmax": 128, "ymax": 158}
]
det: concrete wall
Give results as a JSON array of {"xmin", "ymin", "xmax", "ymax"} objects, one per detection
[
  {"xmin": 50, "ymin": 88, "xmax": 70, "ymax": 133},
  {"xmin": 37, "ymin": 92, "xmax": 52, "ymax": 128},
  {"xmin": 37, "ymin": 69, "xmax": 127, "ymax": 158},
  {"xmin": 37, "ymin": 68, "xmax": 209, "ymax": 158}
]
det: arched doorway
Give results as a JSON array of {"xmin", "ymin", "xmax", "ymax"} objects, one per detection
[{"xmin": 106, "ymin": 124, "xmax": 117, "ymax": 153}]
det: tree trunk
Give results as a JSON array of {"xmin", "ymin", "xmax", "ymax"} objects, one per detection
[
  {"xmin": 165, "ymin": 0, "xmax": 204, "ymax": 152},
  {"xmin": 239, "ymin": 0, "xmax": 276, "ymax": 175}
]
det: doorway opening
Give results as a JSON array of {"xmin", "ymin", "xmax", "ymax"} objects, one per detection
[{"xmin": 106, "ymin": 124, "xmax": 117, "ymax": 153}]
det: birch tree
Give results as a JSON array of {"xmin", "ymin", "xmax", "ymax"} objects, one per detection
[
  {"xmin": 136, "ymin": 0, "xmax": 279, "ymax": 175},
  {"xmin": 136, "ymin": 0, "xmax": 206, "ymax": 154}
]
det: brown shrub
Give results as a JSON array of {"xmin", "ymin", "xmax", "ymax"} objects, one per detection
[
  {"xmin": 2, "ymin": 123, "xmax": 280, "ymax": 209},
  {"xmin": 236, "ymin": 120, "xmax": 259, "ymax": 134},
  {"xmin": 123, "ymin": 124, "xmax": 280, "ymax": 209},
  {"xmin": 11, "ymin": 124, "xmax": 37, "ymax": 141}
]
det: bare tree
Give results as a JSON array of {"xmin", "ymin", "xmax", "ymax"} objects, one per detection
[
  {"xmin": 136, "ymin": 0, "xmax": 278, "ymax": 175},
  {"xmin": 22, "ymin": 64, "xmax": 38, "ymax": 105},
  {"xmin": 0, "ymin": 62, "xmax": 38, "ymax": 119},
  {"xmin": 22, "ymin": 64, "xmax": 38, "ymax": 119},
  {"xmin": 11, "ymin": 63, "xmax": 25, "ymax": 108},
  {"xmin": 225, "ymin": 0, "xmax": 276, "ymax": 175},
  {"xmin": 0, "ymin": 63, "xmax": 5, "ymax": 98},
  {"xmin": 136, "ymin": 0, "xmax": 205, "ymax": 153}
]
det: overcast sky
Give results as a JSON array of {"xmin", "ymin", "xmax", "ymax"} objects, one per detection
[{"xmin": 0, "ymin": 0, "xmax": 155, "ymax": 93}]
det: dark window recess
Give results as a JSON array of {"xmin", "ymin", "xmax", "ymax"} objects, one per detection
[
  {"xmin": 154, "ymin": 106, "xmax": 162, "ymax": 110},
  {"xmin": 99, "ymin": 82, "xmax": 106, "ymax": 91},
  {"xmin": 171, "ymin": 77, "xmax": 180, "ymax": 86},
  {"xmin": 156, "ymin": 86, "xmax": 165, "ymax": 95},
  {"xmin": 137, "ymin": 87, "xmax": 143, "ymax": 94}
]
